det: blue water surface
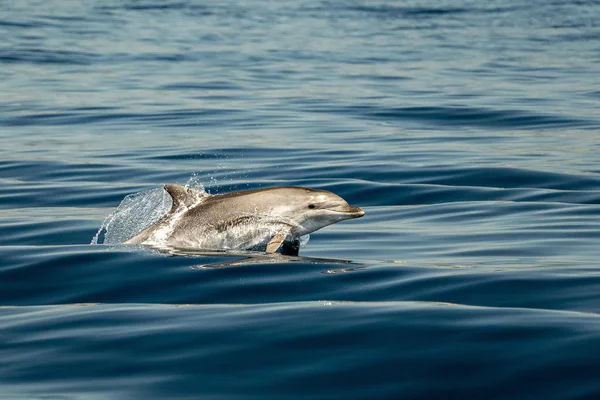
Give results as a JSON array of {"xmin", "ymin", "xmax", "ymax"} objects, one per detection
[{"xmin": 2, "ymin": 0, "xmax": 600, "ymax": 399}]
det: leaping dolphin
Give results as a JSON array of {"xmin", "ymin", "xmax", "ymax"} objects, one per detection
[{"xmin": 124, "ymin": 184, "xmax": 364, "ymax": 255}]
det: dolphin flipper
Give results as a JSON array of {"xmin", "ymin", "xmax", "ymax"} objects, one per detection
[
  {"xmin": 266, "ymin": 231, "xmax": 299, "ymax": 256},
  {"xmin": 266, "ymin": 231, "xmax": 288, "ymax": 253}
]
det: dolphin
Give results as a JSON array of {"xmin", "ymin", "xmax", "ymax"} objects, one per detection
[{"xmin": 124, "ymin": 184, "xmax": 364, "ymax": 255}]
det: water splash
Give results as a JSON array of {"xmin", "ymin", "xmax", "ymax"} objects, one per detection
[
  {"xmin": 91, "ymin": 188, "xmax": 172, "ymax": 244},
  {"xmin": 299, "ymin": 234, "xmax": 310, "ymax": 247},
  {"xmin": 185, "ymin": 172, "xmax": 206, "ymax": 192}
]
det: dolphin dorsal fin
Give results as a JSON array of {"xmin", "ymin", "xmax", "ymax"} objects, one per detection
[{"xmin": 164, "ymin": 184, "xmax": 211, "ymax": 214}]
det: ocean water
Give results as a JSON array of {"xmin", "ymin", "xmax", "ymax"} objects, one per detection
[{"xmin": 2, "ymin": 0, "xmax": 600, "ymax": 398}]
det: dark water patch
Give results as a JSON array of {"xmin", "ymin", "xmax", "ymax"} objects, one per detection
[
  {"xmin": 514, "ymin": 189, "xmax": 600, "ymax": 204},
  {"xmin": 585, "ymin": 90, "xmax": 600, "ymax": 98},
  {"xmin": 0, "ymin": 108, "xmax": 243, "ymax": 127},
  {"xmin": 71, "ymin": 106, "xmax": 122, "ymax": 112},
  {"xmin": 0, "ymin": 207, "xmax": 104, "ymax": 246},
  {"xmin": 280, "ymin": 164, "xmax": 600, "ymax": 194},
  {"xmin": 1, "ymin": 245, "xmax": 600, "ymax": 312},
  {"xmin": 159, "ymin": 81, "xmax": 242, "ymax": 91},
  {"xmin": 0, "ymin": 246, "xmax": 361, "ymax": 306},
  {"xmin": 0, "ymin": 48, "xmax": 98, "ymax": 66},
  {"xmin": 0, "ymin": 163, "xmax": 247, "ymax": 197},
  {"xmin": 0, "ymin": 182, "xmax": 139, "ymax": 209},
  {"xmin": 122, "ymin": 2, "xmax": 189, "ymax": 11},
  {"xmin": 0, "ymin": 218, "xmax": 98, "ymax": 246},
  {"xmin": 0, "ymin": 160, "xmax": 204, "ymax": 186},
  {"xmin": 382, "ymin": 201, "xmax": 600, "ymax": 224},
  {"xmin": 2, "ymin": 302, "xmax": 600, "ymax": 399},
  {"xmin": 0, "ymin": 160, "xmax": 143, "ymax": 182},
  {"xmin": 143, "ymin": 147, "xmax": 363, "ymax": 163},
  {"xmin": 338, "ymin": 105, "xmax": 594, "ymax": 130},
  {"xmin": 364, "ymin": 164, "xmax": 600, "ymax": 192},
  {"xmin": 0, "ymin": 19, "xmax": 39, "ymax": 28},
  {"xmin": 346, "ymin": 5, "xmax": 470, "ymax": 18}
]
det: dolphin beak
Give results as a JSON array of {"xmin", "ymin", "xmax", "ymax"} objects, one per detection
[{"xmin": 332, "ymin": 205, "xmax": 365, "ymax": 218}]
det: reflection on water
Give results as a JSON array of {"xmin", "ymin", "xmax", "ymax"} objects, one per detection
[{"xmin": 145, "ymin": 244, "xmax": 362, "ymax": 271}]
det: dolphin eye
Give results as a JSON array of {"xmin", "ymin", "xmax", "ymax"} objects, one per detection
[{"xmin": 308, "ymin": 204, "xmax": 316, "ymax": 209}]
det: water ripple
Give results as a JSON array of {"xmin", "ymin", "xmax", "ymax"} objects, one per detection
[{"xmin": 2, "ymin": 0, "xmax": 600, "ymax": 397}]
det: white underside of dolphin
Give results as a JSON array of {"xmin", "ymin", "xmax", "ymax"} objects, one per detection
[{"xmin": 124, "ymin": 184, "xmax": 364, "ymax": 255}]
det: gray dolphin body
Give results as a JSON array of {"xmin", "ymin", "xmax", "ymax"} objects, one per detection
[{"xmin": 125, "ymin": 184, "xmax": 364, "ymax": 255}]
